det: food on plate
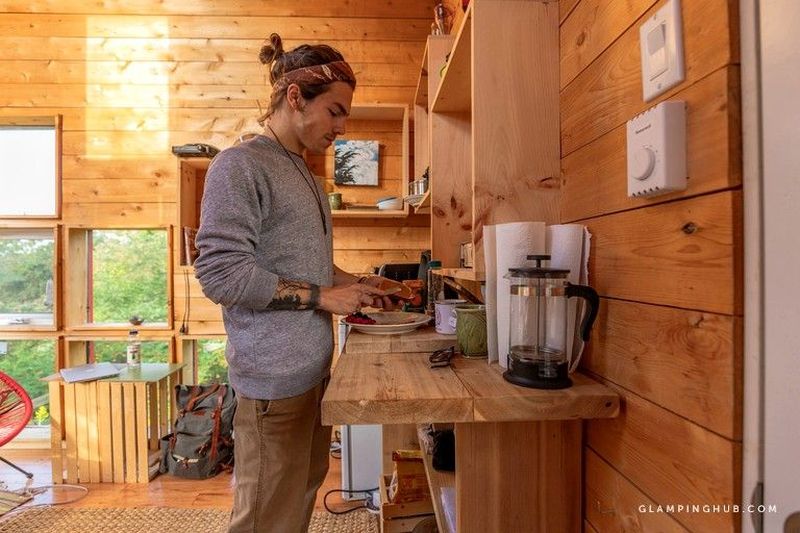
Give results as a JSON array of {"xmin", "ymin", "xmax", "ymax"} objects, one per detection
[
  {"xmin": 344, "ymin": 311, "xmax": 377, "ymax": 325},
  {"xmin": 374, "ymin": 278, "xmax": 414, "ymax": 300}
]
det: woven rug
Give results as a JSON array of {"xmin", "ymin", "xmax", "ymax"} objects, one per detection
[{"xmin": 0, "ymin": 507, "xmax": 379, "ymax": 533}]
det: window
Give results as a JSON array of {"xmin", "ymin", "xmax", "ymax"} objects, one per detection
[
  {"xmin": 0, "ymin": 339, "xmax": 56, "ymax": 427},
  {"xmin": 178, "ymin": 338, "xmax": 228, "ymax": 385},
  {"xmin": 91, "ymin": 230, "xmax": 168, "ymax": 325},
  {"xmin": 0, "ymin": 229, "xmax": 56, "ymax": 327},
  {"xmin": 196, "ymin": 339, "xmax": 228, "ymax": 384},
  {"xmin": 66, "ymin": 228, "xmax": 170, "ymax": 327},
  {"xmin": 0, "ymin": 118, "xmax": 59, "ymax": 217}
]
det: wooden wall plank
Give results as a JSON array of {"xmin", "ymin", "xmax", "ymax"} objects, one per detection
[
  {"xmin": 587, "ymin": 191, "xmax": 742, "ymax": 314},
  {"xmin": 0, "ymin": 83, "xmax": 416, "ymax": 109},
  {"xmin": 587, "ymin": 378, "xmax": 741, "ymax": 532},
  {"xmin": 62, "ymin": 156, "xmax": 174, "ymax": 180},
  {"xmin": 0, "ymin": 1, "xmax": 431, "ymax": 18},
  {"xmin": 333, "ymin": 249, "xmax": 423, "ymax": 275},
  {"xmin": 63, "ymin": 202, "xmax": 175, "ymax": 227},
  {"xmin": 585, "ymin": 449, "xmax": 688, "ymax": 533},
  {"xmin": 562, "ymin": 66, "xmax": 741, "ymax": 222},
  {"xmin": 559, "ymin": 0, "xmax": 581, "ymax": 24},
  {"xmin": 0, "ymin": 60, "xmax": 419, "ymax": 87},
  {"xmin": 560, "ymin": 0, "xmax": 737, "ymax": 155},
  {"xmin": 583, "ymin": 298, "xmax": 740, "ymax": 439},
  {"xmin": 332, "ymin": 225, "xmax": 429, "ymax": 250},
  {"xmin": 0, "ymin": 14, "xmax": 430, "ymax": 40},
  {"xmin": 0, "ymin": 37, "xmax": 425, "ymax": 63},
  {"xmin": 63, "ymin": 178, "xmax": 176, "ymax": 204},
  {"xmin": 560, "ymin": 0, "xmax": 654, "ymax": 89},
  {"xmin": 174, "ymin": 298, "xmax": 223, "ymax": 322}
]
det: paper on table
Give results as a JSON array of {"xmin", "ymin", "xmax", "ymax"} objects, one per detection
[
  {"xmin": 494, "ymin": 222, "xmax": 546, "ymax": 369},
  {"xmin": 546, "ymin": 224, "xmax": 591, "ymax": 371},
  {"xmin": 483, "ymin": 225, "xmax": 499, "ymax": 363}
]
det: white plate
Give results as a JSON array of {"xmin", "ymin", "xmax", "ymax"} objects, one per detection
[{"xmin": 345, "ymin": 311, "xmax": 431, "ymax": 335}]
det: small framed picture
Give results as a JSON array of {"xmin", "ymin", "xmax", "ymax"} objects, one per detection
[{"xmin": 334, "ymin": 140, "xmax": 379, "ymax": 186}]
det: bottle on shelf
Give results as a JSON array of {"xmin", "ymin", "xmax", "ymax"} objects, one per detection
[
  {"xmin": 127, "ymin": 315, "xmax": 144, "ymax": 368},
  {"xmin": 426, "ymin": 260, "xmax": 444, "ymax": 315}
]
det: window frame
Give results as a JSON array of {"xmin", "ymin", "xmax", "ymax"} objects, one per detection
[
  {"xmin": 0, "ymin": 115, "xmax": 62, "ymax": 220},
  {"xmin": 64, "ymin": 226, "xmax": 173, "ymax": 331}
]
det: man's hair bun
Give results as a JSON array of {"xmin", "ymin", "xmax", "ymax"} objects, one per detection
[{"xmin": 259, "ymin": 33, "xmax": 284, "ymax": 65}]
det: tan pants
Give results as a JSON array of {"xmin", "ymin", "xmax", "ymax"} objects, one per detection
[{"xmin": 228, "ymin": 380, "xmax": 331, "ymax": 533}]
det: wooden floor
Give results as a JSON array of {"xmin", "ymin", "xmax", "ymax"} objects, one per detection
[{"xmin": 0, "ymin": 447, "xmax": 354, "ymax": 513}]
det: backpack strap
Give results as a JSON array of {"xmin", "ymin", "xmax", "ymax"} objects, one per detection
[
  {"xmin": 184, "ymin": 383, "xmax": 221, "ymax": 413},
  {"xmin": 178, "ymin": 385, "xmax": 202, "ymax": 417},
  {"xmin": 209, "ymin": 384, "xmax": 227, "ymax": 461}
]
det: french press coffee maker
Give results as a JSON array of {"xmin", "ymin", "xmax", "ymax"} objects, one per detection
[{"xmin": 503, "ymin": 254, "xmax": 599, "ymax": 389}]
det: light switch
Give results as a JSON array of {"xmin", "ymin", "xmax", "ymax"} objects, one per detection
[
  {"xmin": 647, "ymin": 23, "xmax": 667, "ymax": 80},
  {"xmin": 639, "ymin": 0, "xmax": 685, "ymax": 101},
  {"xmin": 627, "ymin": 101, "xmax": 687, "ymax": 198}
]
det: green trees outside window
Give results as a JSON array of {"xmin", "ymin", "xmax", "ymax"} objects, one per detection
[{"xmin": 92, "ymin": 229, "xmax": 168, "ymax": 324}]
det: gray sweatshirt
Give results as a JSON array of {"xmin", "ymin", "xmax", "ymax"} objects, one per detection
[{"xmin": 194, "ymin": 135, "xmax": 334, "ymax": 400}]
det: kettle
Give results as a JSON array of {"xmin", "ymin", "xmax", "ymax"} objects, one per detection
[{"xmin": 502, "ymin": 255, "xmax": 599, "ymax": 389}]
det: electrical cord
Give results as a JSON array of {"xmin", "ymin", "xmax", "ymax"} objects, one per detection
[
  {"xmin": 1, "ymin": 483, "xmax": 89, "ymax": 518},
  {"xmin": 322, "ymin": 487, "xmax": 380, "ymax": 515},
  {"xmin": 179, "ymin": 268, "xmax": 191, "ymax": 334}
]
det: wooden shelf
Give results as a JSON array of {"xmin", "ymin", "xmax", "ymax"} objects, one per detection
[
  {"xmin": 417, "ymin": 425, "xmax": 456, "ymax": 533},
  {"xmin": 432, "ymin": 5, "xmax": 472, "ymax": 114},
  {"xmin": 437, "ymin": 268, "xmax": 485, "ymax": 282},
  {"xmin": 331, "ymin": 209, "xmax": 408, "ymax": 218}
]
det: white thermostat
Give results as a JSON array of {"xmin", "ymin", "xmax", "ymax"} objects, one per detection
[
  {"xmin": 639, "ymin": 0, "xmax": 685, "ymax": 102},
  {"xmin": 626, "ymin": 100, "xmax": 687, "ymax": 198}
]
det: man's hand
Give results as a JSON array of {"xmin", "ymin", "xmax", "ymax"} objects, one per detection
[
  {"xmin": 359, "ymin": 275, "xmax": 401, "ymax": 310},
  {"xmin": 318, "ymin": 284, "xmax": 388, "ymax": 315}
]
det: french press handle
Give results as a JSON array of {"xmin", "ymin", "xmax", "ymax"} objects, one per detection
[{"xmin": 564, "ymin": 284, "xmax": 600, "ymax": 342}]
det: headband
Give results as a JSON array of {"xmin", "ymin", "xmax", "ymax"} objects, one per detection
[{"xmin": 271, "ymin": 60, "xmax": 357, "ymax": 94}]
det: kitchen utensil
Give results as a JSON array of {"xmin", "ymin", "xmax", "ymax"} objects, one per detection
[{"xmin": 503, "ymin": 254, "xmax": 599, "ymax": 389}]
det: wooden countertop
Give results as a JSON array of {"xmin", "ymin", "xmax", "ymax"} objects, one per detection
[{"xmin": 322, "ymin": 351, "xmax": 619, "ymax": 426}]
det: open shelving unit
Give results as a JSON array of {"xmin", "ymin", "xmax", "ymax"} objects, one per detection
[
  {"xmin": 421, "ymin": 0, "xmax": 561, "ymax": 281},
  {"xmin": 417, "ymin": 425, "xmax": 455, "ymax": 533}
]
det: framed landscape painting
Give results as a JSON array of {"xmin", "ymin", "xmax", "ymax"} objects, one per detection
[{"xmin": 334, "ymin": 140, "xmax": 379, "ymax": 186}]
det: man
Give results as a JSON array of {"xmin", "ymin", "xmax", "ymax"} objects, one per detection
[{"xmin": 195, "ymin": 33, "xmax": 393, "ymax": 532}]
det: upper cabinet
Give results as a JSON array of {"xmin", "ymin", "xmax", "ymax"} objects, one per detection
[{"xmin": 421, "ymin": 0, "xmax": 561, "ymax": 279}]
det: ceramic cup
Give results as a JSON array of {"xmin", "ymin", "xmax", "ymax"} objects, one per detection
[
  {"xmin": 434, "ymin": 299, "xmax": 467, "ymax": 334},
  {"xmin": 454, "ymin": 304, "xmax": 488, "ymax": 358},
  {"xmin": 328, "ymin": 192, "xmax": 342, "ymax": 211}
]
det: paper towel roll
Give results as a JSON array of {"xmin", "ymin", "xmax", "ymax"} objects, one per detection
[
  {"xmin": 495, "ymin": 222, "xmax": 546, "ymax": 369},
  {"xmin": 546, "ymin": 224, "xmax": 591, "ymax": 370}
]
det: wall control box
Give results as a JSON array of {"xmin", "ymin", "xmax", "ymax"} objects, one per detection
[{"xmin": 626, "ymin": 100, "xmax": 687, "ymax": 198}]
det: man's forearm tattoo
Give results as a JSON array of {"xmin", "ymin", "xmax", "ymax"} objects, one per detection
[{"xmin": 266, "ymin": 278, "xmax": 320, "ymax": 310}]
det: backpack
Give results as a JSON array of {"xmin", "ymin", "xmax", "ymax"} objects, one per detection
[{"xmin": 159, "ymin": 383, "xmax": 236, "ymax": 479}]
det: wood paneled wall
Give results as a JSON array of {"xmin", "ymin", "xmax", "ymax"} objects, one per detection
[
  {"xmin": 560, "ymin": 1, "xmax": 742, "ymax": 531},
  {"xmin": 0, "ymin": 1, "xmax": 434, "ymax": 336}
]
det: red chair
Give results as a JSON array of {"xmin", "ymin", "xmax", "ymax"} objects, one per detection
[{"xmin": 0, "ymin": 371, "xmax": 34, "ymax": 479}]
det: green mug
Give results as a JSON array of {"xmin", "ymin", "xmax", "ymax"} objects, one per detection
[
  {"xmin": 328, "ymin": 192, "xmax": 342, "ymax": 211},
  {"xmin": 455, "ymin": 304, "xmax": 487, "ymax": 358}
]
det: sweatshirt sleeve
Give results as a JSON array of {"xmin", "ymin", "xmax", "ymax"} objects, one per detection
[{"xmin": 193, "ymin": 149, "xmax": 280, "ymax": 310}]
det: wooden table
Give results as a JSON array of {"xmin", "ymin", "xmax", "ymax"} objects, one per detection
[
  {"xmin": 47, "ymin": 363, "xmax": 184, "ymax": 484},
  {"xmin": 323, "ymin": 330, "xmax": 619, "ymax": 533}
]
